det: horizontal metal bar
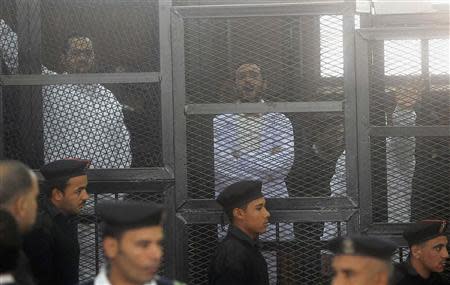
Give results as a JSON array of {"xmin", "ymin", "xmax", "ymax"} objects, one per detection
[
  {"xmin": 173, "ymin": 2, "xmax": 354, "ymax": 18},
  {"xmin": 370, "ymin": 126, "xmax": 450, "ymax": 137},
  {"xmin": 358, "ymin": 26, "xmax": 450, "ymax": 40},
  {"xmin": 177, "ymin": 209, "xmax": 357, "ymax": 224},
  {"xmin": 185, "ymin": 101, "xmax": 344, "ymax": 115},
  {"xmin": 34, "ymin": 167, "xmax": 174, "ymax": 193},
  {"xmin": 181, "ymin": 197, "xmax": 357, "ymax": 211},
  {"xmin": 35, "ymin": 167, "xmax": 174, "ymax": 182},
  {"xmin": 371, "ymin": 13, "xmax": 450, "ymax": 27},
  {"xmin": 0, "ymin": 72, "xmax": 160, "ymax": 86}
]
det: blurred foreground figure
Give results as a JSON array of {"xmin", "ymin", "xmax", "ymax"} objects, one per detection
[
  {"xmin": 0, "ymin": 209, "xmax": 22, "ymax": 285},
  {"xmin": 327, "ymin": 236, "xmax": 396, "ymax": 285}
]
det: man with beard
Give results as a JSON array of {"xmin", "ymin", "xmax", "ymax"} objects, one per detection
[
  {"xmin": 83, "ymin": 201, "xmax": 184, "ymax": 285},
  {"xmin": 23, "ymin": 159, "xmax": 90, "ymax": 285},
  {"xmin": 393, "ymin": 220, "xmax": 449, "ymax": 285}
]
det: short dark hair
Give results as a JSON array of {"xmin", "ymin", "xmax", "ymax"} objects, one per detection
[
  {"xmin": 0, "ymin": 160, "xmax": 34, "ymax": 207},
  {"xmin": 224, "ymin": 203, "xmax": 249, "ymax": 224},
  {"xmin": 42, "ymin": 177, "xmax": 70, "ymax": 198},
  {"xmin": 0, "ymin": 209, "xmax": 21, "ymax": 273}
]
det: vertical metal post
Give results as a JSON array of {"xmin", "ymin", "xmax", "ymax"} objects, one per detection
[
  {"xmin": 16, "ymin": 0, "xmax": 43, "ymax": 168},
  {"xmin": 343, "ymin": 7, "xmax": 359, "ymax": 234},
  {"xmin": 171, "ymin": 9, "xmax": 189, "ymax": 281},
  {"xmin": 355, "ymin": 32, "xmax": 372, "ymax": 232},
  {"xmin": 159, "ymin": 0, "xmax": 178, "ymax": 279},
  {"xmin": 421, "ymin": 39, "xmax": 430, "ymax": 92}
]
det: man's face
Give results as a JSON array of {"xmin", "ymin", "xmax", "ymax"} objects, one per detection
[
  {"xmin": 415, "ymin": 236, "xmax": 449, "ymax": 273},
  {"xmin": 58, "ymin": 175, "xmax": 89, "ymax": 215},
  {"xmin": 20, "ymin": 174, "xmax": 39, "ymax": 233},
  {"xmin": 331, "ymin": 255, "xmax": 387, "ymax": 285},
  {"xmin": 107, "ymin": 226, "xmax": 163, "ymax": 284},
  {"xmin": 235, "ymin": 64, "xmax": 265, "ymax": 102},
  {"xmin": 394, "ymin": 88, "xmax": 420, "ymax": 109},
  {"xmin": 240, "ymin": 197, "xmax": 270, "ymax": 236},
  {"xmin": 63, "ymin": 37, "xmax": 95, "ymax": 73}
]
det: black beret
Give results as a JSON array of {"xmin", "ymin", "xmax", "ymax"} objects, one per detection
[
  {"xmin": 403, "ymin": 220, "xmax": 448, "ymax": 246},
  {"xmin": 326, "ymin": 236, "xmax": 397, "ymax": 261},
  {"xmin": 217, "ymin": 180, "xmax": 263, "ymax": 210},
  {"xmin": 97, "ymin": 201, "xmax": 163, "ymax": 234},
  {"xmin": 40, "ymin": 159, "xmax": 90, "ymax": 181}
]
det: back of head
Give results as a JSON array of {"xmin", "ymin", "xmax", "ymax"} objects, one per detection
[
  {"xmin": 0, "ymin": 209, "xmax": 21, "ymax": 273},
  {"xmin": 0, "ymin": 160, "xmax": 33, "ymax": 207}
]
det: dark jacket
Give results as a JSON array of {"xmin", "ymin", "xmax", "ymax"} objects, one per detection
[
  {"xmin": 208, "ymin": 226, "xmax": 269, "ymax": 285},
  {"xmin": 82, "ymin": 276, "xmax": 182, "ymax": 285},
  {"xmin": 22, "ymin": 200, "xmax": 80, "ymax": 285},
  {"xmin": 394, "ymin": 260, "xmax": 449, "ymax": 285},
  {"xmin": 13, "ymin": 250, "xmax": 36, "ymax": 285}
]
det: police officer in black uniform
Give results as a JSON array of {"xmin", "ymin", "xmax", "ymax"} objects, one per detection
[
  {"xmin": 83, "ymin": 201, "xmax": 184, "ymax": 285},
  {"xmin": 393, "ymin": 220, "xmax": 449, "ymax": 285},
  {"xmin": 327, "ymin": 235, "xmax": 397, "ymax": 285},
  {"xmin": 208, "ymin": 180, "xmax": 270, "ymax": 285},
  {"xmin": 23, "ymin": 159, "xmax": 90, "ymax": 285}
]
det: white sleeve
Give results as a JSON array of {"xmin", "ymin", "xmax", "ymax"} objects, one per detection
[{"xmin": 0, "ymin": 19, "xmax": 18, "ymax": 74}]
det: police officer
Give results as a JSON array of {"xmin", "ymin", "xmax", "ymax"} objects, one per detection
[
  {"xmin": 393, "ymin": 220, "xmax": 449, "ymax": 285},
  {"xmin": 208, "ymin": 180, "xmax": 271, "ymax": 285},
  {"xmin": 83, "ymin": 201, "xmax": 184, "ymax": 285},
  {"xmin": 327, "ymin": 235, "xmax": 397, "ymax": 285},
  {"xmin": 23, "ymin": 159, "xmax": 90, "ymax": 285}
]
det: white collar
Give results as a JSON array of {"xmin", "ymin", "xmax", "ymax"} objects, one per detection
[
  {"xmin": 0, "ymin": 273, "xmax": 15, "ymax": 284},
  {"xmin": 94, "ymin": 266, "xmax": 157, "ymax": 285}
]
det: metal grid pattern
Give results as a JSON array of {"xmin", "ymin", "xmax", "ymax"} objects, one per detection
[
  {"xmin": 1, "ymin": 83, "xmax": 162, "ymax": 168},
  {"xmin": 186, "ymin": 222, "xmax": 348, "ymax": 285},
  {"xmin": 368, "ymin": 37, "xmax": 449, "ymax": 224},
  {"xmin": 184, "ymin": 15, "xmax": 344, "ymax": 104},
  {"xmin": 178, "ymin": 7, "xmax": 354, "ymax": 285}
]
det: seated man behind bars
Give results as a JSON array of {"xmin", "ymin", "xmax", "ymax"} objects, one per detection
[
  {"xmin": 213, "ymin": 63, "xmax": 294, "ymax": 284},
  {"xmin": 0, "ymin": 19, "xmax": 131, "ymax": 168}
]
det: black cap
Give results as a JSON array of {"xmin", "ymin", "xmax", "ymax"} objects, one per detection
[
  {"xmin": 217, "ymin": 180, "xmax": 263, "ymax": 211},
  {"xmin": 40, "ymin": 159, "xmax": 90, "ymax": 181},
  {"xmin": 326, "ymin": 236, "xmax": 397, "ymax": 261},
  {"xmin": 97, "ymin": 201, "xmax": 164, "ymax": 236},
  {"xmin": 403, "ymin": 220, "xmax": 448, "ymax": 246}
]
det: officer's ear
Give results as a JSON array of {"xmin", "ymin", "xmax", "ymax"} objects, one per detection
[
  {"xmin": 103, "ymin": 237, "xmax": 119, "ymax": 259},
  {"xmin": 411, "ymin": 244, "xmax": 422, "ymax": 259},
  {"xmin": 233, "ymin": 207, "xmax": 246, "ymax": 221},
  {"xmin": 51, "ymin": 187, "xmax": 65, "ymax": 201}
]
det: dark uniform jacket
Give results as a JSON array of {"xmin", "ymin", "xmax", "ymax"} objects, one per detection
[
  {"xmin": 82, "ymin": 276, "xmax": 182, "ymax": 285},
  {"xmin": 208, "ymin": 226, "xmax": 269, "ymax": 285},
  {"xmin": 394, "ymin": 260, "xmax": 449, "ymax": 285},
  {"xmin": 13, "ymin": 250, "xmax": 36, "ymax": 285},
  {"xmin": 22, "ymin": 200, "xmax": 80, "ymax": 285}
]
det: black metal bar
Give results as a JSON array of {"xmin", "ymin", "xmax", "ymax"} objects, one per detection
[
  {"xmin": 0, "ymin": 72, "xmax": 160, "ymax": 85},
  {"xmin": 369, "ymin": 126, "xmax": 450, "ymax": 137},
  {"xmin": 185, "ymin": 101, "xmax": 344, "ymax": 115},
  {"xmin": 173, "ymin": 2, "xmax": 354, "ymax": 18},
  {"xmin": 358, "ymin": 26, "xmax": 450, "ymax": 41},
  {"xmin": 171, "ymin": 10, "xmax": 188, "ymax": 281},
  {"xmin": 159, "ymin": 0, "xmax": 176, "ymax": 279},
  {"xmin": 182, "ymin": 197, "xmax": 357, "ymax": 211},
  {"xmin": 355, "ymin": 32, "xmax": 373, "ymax": 230},
  {"xmin": 177, "ymin": 209, "xmax": 357, "ymax": 224}
]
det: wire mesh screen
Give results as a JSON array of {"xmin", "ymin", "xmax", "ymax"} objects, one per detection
[
  {"xmin": 184, "ymin": 15, "xmax": 344, "ymax": 104},
  {"xmin": 369, "ymin": 38, "xmax": 450, "ymax": 223},
  {"xmin": 186, "ymin": 221, "xmax": 348, "ymax": 285},
  {"xmin": 1, "ymin": 83, "xmax": 162, "ymax": 168},
  {"xmin": 78, "ymin": 191, "xmax": 166, "ymax": 283}
]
